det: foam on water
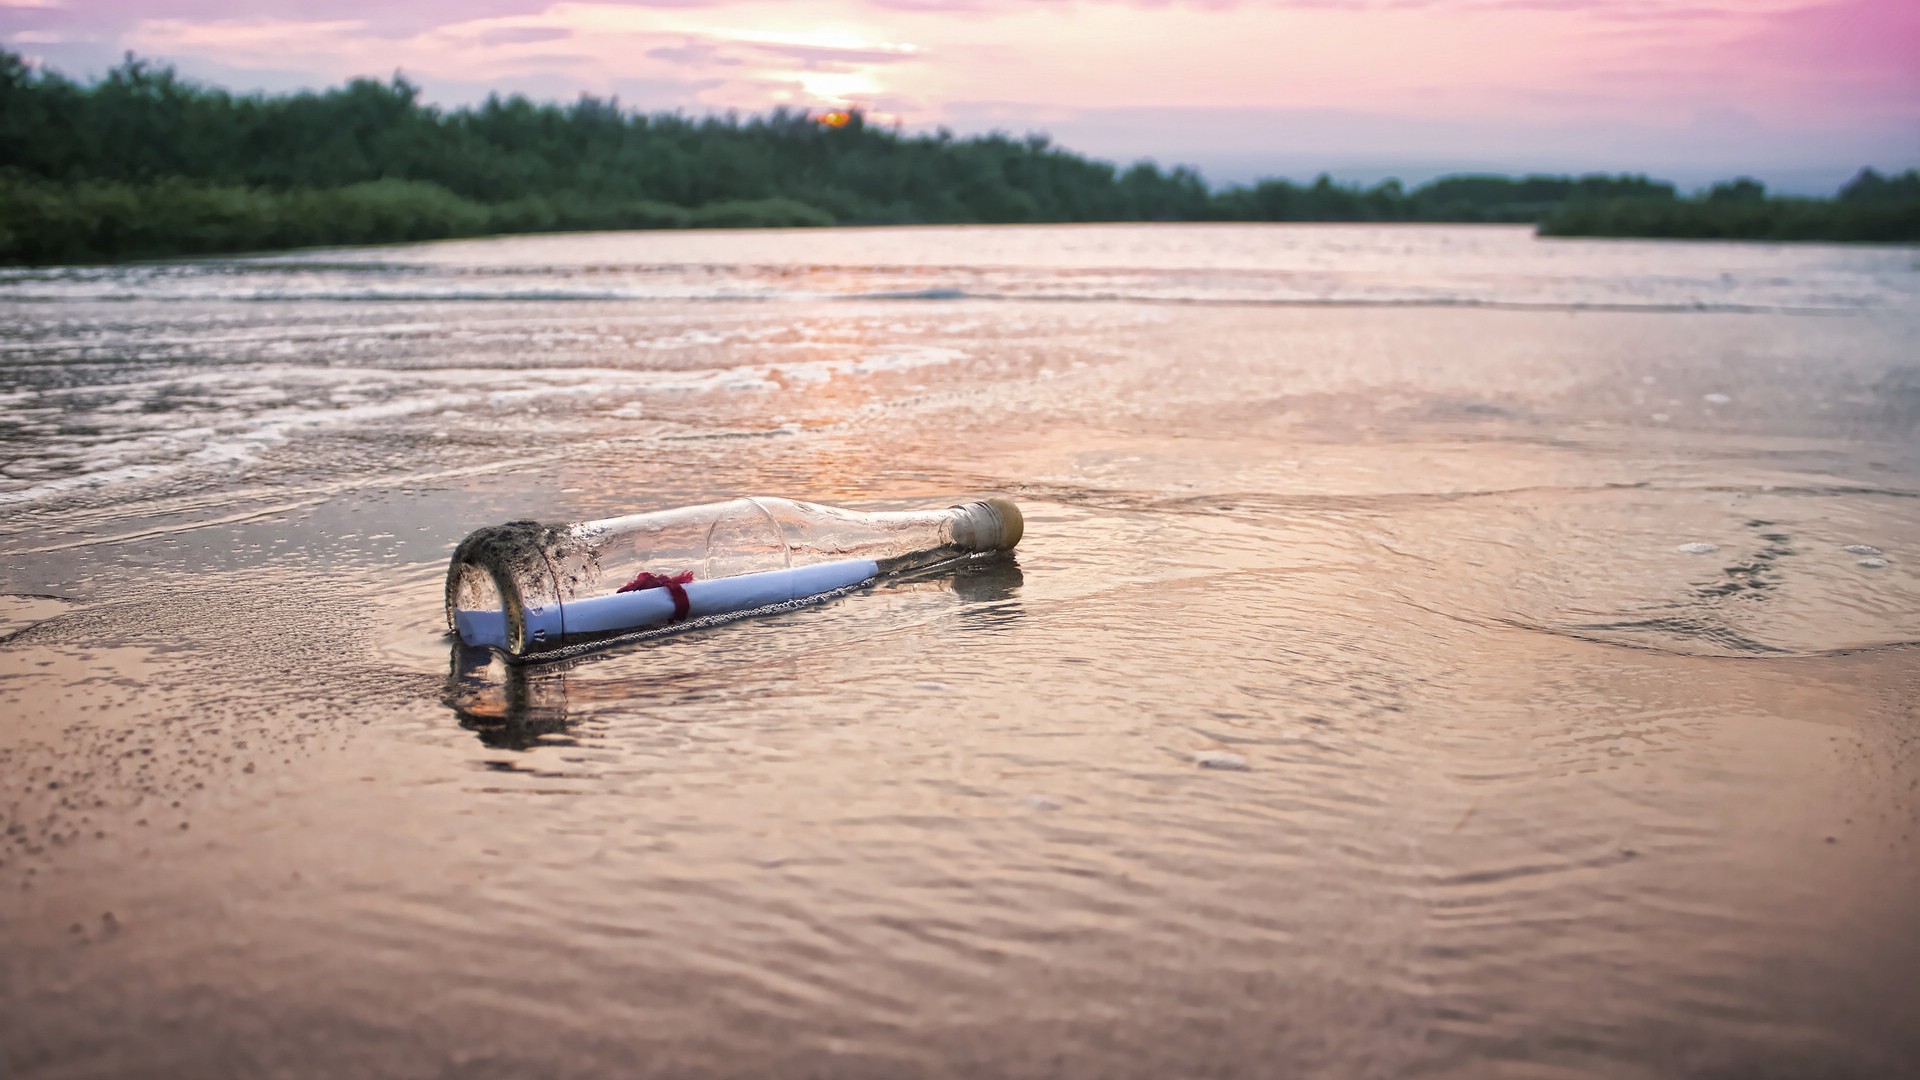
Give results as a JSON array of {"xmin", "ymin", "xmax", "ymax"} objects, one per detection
[{"xmin": 0, "ymin": 344, "xmax": 972, "ymax": 508}]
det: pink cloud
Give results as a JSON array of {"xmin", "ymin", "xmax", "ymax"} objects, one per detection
[
  {"xmin": 474, "ymin": 26, "xmax": 574, "ymax": 46},
  {"xmin": 1741, "ymin": 0, "xmax": 1920, "ymax": 97}
]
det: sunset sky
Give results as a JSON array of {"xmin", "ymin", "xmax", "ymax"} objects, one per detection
[{"xmin": 5, "ymin": 0, "xmax": 1916, "ymax": 192}]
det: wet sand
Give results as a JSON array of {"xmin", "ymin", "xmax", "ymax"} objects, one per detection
[{"xmin": 3, "ymin": 226, "xmax": 1918, "ymax": 1078}]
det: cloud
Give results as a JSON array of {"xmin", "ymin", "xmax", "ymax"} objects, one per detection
[
  {"xmin": 741, "ymin": 39, "xmax": 922, "ymax": 67},
  {"xmin": 126, "ymin": 17, "xmax": 374, "ymax": 60},
  {"xmin": 1741, "ymin": 0, "xmax": 1920, "ymax": 97},
  {"xmin": 474, "ymin": 26, "xmax": 573, "ymax": 46},
  {"xmin": 12, "ymin": 1, "xmax": 556, "ymax": 40},
  {"xmin": 640, "ymin": 30, "xmax": 924, "ymax": 71},
  {"xmin": 645, "ymin": 38, "xmax": 743, "ymax": 65}
]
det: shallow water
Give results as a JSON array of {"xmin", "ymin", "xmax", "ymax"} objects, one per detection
[{"xmin": 3, "ymin": 224, "xmax": 1917, "ymax": 1079}]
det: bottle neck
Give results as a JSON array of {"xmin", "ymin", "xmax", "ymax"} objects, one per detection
[
  {"xmin": 867, "ymin": 500, "xmax": 1021, "ymax": 575},
  {"xmin": 946, "ymin": 499, "xmax": 1022, "ymax": 552}
]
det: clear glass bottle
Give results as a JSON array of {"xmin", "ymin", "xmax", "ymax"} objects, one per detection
[{"xmin": 446, "ymin": 496, "xmax": 1023, "ymax": 657}]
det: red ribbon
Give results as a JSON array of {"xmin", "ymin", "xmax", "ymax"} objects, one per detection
[{"xmin": 616, "ymin": 570, "xmax": 694, "ymax": 621}]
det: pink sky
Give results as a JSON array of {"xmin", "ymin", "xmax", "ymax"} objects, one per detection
[{"xmin": 5, "ymin": 0, "xmax": 1916, "ymax": 191}]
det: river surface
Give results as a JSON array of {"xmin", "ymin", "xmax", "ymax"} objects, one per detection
[{"xmin": 2, "ymin": 224, "xmax": 1918, "ymax": 1079}]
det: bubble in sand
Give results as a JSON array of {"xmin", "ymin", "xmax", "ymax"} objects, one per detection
[
  {"xmin": 1843, "ymin": 544, "xmax": 1882, "ymax": 556},
  {"xmin": 1857, "ymin": 558, "xmax": 1889, "ymax": 569},
  {"xmin": 1703, "ymin": 393, "xmax": 1732, "ymax": 405},
  {"xmin": 1676, "ymin": 542, "xmax": 1718, "ymax": 555},
  {"xmin": 1194, "ymin": 750, "xmax": 1250, "ymax": 771}
]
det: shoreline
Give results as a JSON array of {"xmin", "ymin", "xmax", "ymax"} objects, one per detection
[{"xmin": 6, "ymin": 179, "xmax": 1916, "ymax": 269}]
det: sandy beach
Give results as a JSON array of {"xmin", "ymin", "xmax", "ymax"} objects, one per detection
[{"xmin": 3, "ymin": 224, "xmax": 1917, "ymax": 1079}]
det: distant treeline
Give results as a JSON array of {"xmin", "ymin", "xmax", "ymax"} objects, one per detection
[
  {"xmin": 2, "ymin": 50, "xmax": 1915, "ymax": 264},
  {"xmin": 1538, "ymin": 172, "xmax": 1920, "ymax": 242}
]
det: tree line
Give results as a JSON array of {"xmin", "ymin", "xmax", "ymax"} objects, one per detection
[
  {"xmin": 1, "ymin": 50, "xmax": 1914, "ymax": 264},
  {"xmin": 1537, "ymin": 171, "xmax": 1920, "ymax": 242}
]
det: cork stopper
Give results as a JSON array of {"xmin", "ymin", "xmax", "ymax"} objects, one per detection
[{"xmin": 952, "ymin": 497, "xmax": 1024, "ymax": 551}]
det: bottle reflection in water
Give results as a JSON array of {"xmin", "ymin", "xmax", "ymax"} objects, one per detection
[
  {"xmin": 443, "ymin": 643, "xmax": 573, "ymax": 749},
  {"xmin": 447, "ymin": 496, "xmax": 1022, "ymax": 658}
]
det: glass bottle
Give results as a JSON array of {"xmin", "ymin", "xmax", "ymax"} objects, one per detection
[{"xmin": 446, "ymin": 496, "xmax": 1022, "ymax": 657}]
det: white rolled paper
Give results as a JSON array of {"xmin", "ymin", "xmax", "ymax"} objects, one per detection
[{"xmin": 454, "ymin": 558, "xmax": 880, "ymax": 651}]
